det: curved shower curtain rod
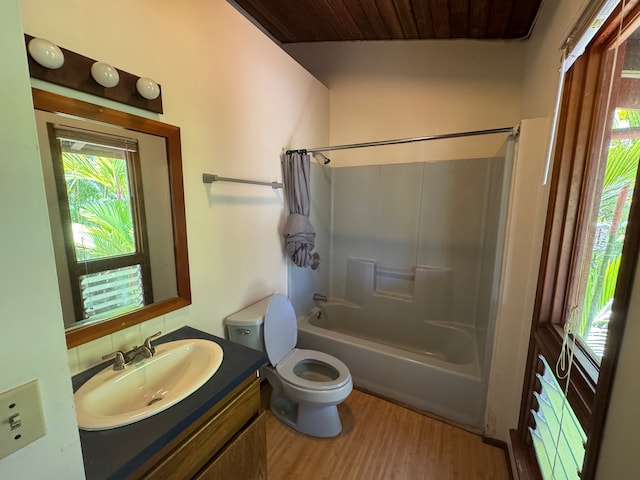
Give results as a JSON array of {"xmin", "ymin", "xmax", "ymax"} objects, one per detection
[{"xmin": 286, "ymin": 125, "xmax": 519, "ymax": 156}]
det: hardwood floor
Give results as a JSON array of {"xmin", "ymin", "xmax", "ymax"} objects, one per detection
[{"xmin": 266, "ymin": 388, "xmax": 510, "ymax": 479}]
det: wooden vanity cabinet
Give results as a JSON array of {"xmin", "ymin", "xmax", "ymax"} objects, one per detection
[
  {"xmin": 196, "ymin": 412, "xmax": 266, "ymax": 479},
  {"xmin": 136, "ymin": 374, "xmax": 266, "ymax": 480}
]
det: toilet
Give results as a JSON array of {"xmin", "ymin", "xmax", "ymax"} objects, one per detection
[{"xmin": 226, "ymin": 294, "xmax": 352, "ymax": 437}]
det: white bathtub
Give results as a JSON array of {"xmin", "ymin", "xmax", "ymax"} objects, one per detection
[{"xmin": 296, "ymin": 303, "xmax": 485, "ymax": 428}]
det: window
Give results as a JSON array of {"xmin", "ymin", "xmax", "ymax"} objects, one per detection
[
  {"xmin": 577, "ymin": 107, "xmax": 639, "ymax": 361},
  {"xmin": 48, "ymin": 125, "xmax": 153, "ymax": 322},
  {"xmin": 513, "ymin": 2, "xmax": 640, "ymax": 478}
]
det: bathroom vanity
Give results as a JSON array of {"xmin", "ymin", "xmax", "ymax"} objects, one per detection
[{"xmin": 72, "ymin": 327, "xmax": 267, "ymax": 479}]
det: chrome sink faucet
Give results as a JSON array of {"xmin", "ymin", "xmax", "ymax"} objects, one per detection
[
  {"xmin": 313, "ymin": 293, "xmax": 328, "ymax": 302},
  {"xmin": 102, "ymin": 331, "xmax": 162, "ymax": 371},
  {"xmin": 127, "ymin": 344, "xmax": 154, "ymax": 363},
  {"xmin": 143, "ymin": 331, "xmax": 161, "ymax": 355},
  {"xmin": 102, "ymin": 351, "xmax": 127, "ymax": 371}
]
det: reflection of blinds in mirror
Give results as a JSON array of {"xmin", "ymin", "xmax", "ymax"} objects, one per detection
[
  {"xmin": 529, "ymin": 355, "xmax": 586, "ymax": 480},
  {"xmin": 54, "ymin": 125, "xmax": 138, "ymax": 154},
  {"xmin": 80, "ymin": 265, "xmax": 144, "ymax": 321}
]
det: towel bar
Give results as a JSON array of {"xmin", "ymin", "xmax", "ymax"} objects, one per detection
[{"xmin": 202, "ymin": 173, "xmax": 283, "ymax": 189}]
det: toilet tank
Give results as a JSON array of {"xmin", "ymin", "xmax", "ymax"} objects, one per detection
[{"xmin": 225, "ymin": 296, "xmax": 271, "ymax": 352}]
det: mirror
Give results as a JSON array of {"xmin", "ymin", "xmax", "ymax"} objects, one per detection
[{"xmin": 33, "ymin": 88, "xmax": 191, "ymax": 348}]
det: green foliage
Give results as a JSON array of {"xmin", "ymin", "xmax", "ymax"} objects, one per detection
[
  {"xmin": 580, "ymin": 109, "xmax": 640, "ymax": 348},
  {"xmin": 62, "ymin": 152, "xmax": 135, "ymax": 260}
]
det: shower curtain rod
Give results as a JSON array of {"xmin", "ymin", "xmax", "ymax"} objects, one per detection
[{"xmin": 286, "ymin": 125, "xmax": 519, "ymax": 155}]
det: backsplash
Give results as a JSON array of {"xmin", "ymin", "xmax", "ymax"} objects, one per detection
[{"xmin": 67, "ymin": 313, "xmax": 187, "ymax": 376}]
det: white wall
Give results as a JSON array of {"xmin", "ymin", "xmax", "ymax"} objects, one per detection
[
  {"xmin": 597, "ymin": 260, "xmax": 640, "ymax": 479},
  {"xmin": 1, "ymin": 0, "xmax": 328, "ymax": 476},
  {"xmin": 286, "ymin": 40, "xmax": 524, "ymax": 166},
  {"xmin": 0, "ymin": 1, "xmax": 84, "ymax": 477}
]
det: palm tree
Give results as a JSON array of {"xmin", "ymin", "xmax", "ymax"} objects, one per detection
[
  {"xmin": 581, "ymin": 109, "xmax": 640, "ymax": 346},
  {"xmin": 62, "ymin": 152, "xmax": 135, "ymax": 260}
]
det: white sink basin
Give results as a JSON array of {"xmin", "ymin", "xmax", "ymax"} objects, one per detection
[{"xmin": 75, "ymin": 339, "xmax": 223, "ymax": 430}]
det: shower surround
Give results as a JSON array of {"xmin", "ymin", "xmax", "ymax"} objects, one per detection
[{"xmin": 291, "ymin": 151, "xmax": 512, "ymax": 428}]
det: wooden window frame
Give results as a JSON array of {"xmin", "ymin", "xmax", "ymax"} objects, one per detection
[{"xmin": 512, "ymin": 2, "xmax": 640, "ymax": 478}]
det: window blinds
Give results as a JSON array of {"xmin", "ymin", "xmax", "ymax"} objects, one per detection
[
  {"xmin": 529, "ymin": 355, "xmax": 587, "ymax": 480},
  {"xmin": 79, "ymin": 265, "xmax": 144, "ymax": 320},
  {"xmin": 54, "ymin": 125, "xmax": 138, "ymax": 156},
  {"xmin": 562, "ymin": 0, "xmax": 622, "ymax": 71}
]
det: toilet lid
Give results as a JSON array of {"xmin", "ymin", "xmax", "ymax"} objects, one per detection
[{"xmin": 264, "ymin": 294, "xmax": 297, "ymax": 366}]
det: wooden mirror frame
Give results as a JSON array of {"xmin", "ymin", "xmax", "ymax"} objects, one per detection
[{"xmin": 32, "ymin": 88, "xmax": 191, "ymax": 348}]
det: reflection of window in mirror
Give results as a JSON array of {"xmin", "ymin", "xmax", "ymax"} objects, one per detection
[
  {"xmin": 49, "ymin": 125, "xmax": 153, "ymax": 322},
  {"xmin": 35, "ymin": 109, "xmax": 178, "ymax": 329}
]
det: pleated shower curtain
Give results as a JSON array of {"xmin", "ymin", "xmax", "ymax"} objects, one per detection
[{"xmin": 282, "ymin": 151, "xmax": 320, "ymax": 269}]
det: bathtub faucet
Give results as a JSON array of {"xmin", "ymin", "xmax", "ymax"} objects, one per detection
[{"xmin": 313, "ymin": 293, "xmax": 328, "ymax": 302}]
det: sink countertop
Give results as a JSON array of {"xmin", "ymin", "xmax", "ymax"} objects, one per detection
[{"xmin": 72, "ymin": 326, "xmax": 267, "ymax": 480}]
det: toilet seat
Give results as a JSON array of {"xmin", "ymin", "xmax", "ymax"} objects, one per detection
[
  {"xmin": 276, "ymin": 348, "xmax": 351, "ymax": 391},
  {"xmin": 264, "ymin": 294, "xmax": 352, "ymax": 392}
]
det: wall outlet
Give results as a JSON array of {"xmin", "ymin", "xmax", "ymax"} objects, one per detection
[{"xmin": 0, "ymin": 380, "xmax": 46, "ymax": 460}]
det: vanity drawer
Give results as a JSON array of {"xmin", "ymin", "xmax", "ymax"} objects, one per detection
[
  {"xmin": 140, "ymin": 375, "xmax": 260, "ymax": 480},
  {"xmin": 195, "ymin": 412, "xmax": 267, "ymax": 480}
]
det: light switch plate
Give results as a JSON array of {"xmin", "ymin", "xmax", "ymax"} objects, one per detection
[{"xmin": 0, "ymin": 380, "xmax": 46, "ymax": 460}]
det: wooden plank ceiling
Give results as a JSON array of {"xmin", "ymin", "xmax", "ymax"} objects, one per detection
[{"xmin": 230, "ymin": 0, "xmax": 543, "ymax": 43}]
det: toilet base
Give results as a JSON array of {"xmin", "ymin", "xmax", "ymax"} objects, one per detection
[
  {"xmin": 260, "ymin": 366, "xmax": 342, "ymax": 438},
  {"xmin": 263, "ymin": 365, "xmax": 345, "ymax": 438},
  {"xmin": 297, "ymin": 402, "xmax": 343, "ymax": 437},
  {"xmin": 270, "ymin": 396, "xmax": 343, "ymax": 438}
]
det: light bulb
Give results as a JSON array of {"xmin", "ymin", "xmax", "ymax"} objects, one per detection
[
  {"xmin": 136, "ymin": 77, "xmax": 160, "ymax": 100},
  {"xmin": 28, "ymin": 38, "xmax": 64, "ymax": 69},
  {"xmin": 91, "ymin": 62, "xmax": 120, "ymax": 88}
]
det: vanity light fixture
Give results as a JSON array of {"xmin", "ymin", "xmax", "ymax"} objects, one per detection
[
  {"xmin": 90, "ymin": 62, "xmax": 120, "ymax": 88},
  {"xmin": 136, "ymin": 77, "xmax": 160, "ymax": 100},
  {"xmin": 25, "ymin": 34, "xmax": 163, "ymax": 113},
  {"xmin": 27, "ymin": 37, "xmax": 64, "ymax": 69}
]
